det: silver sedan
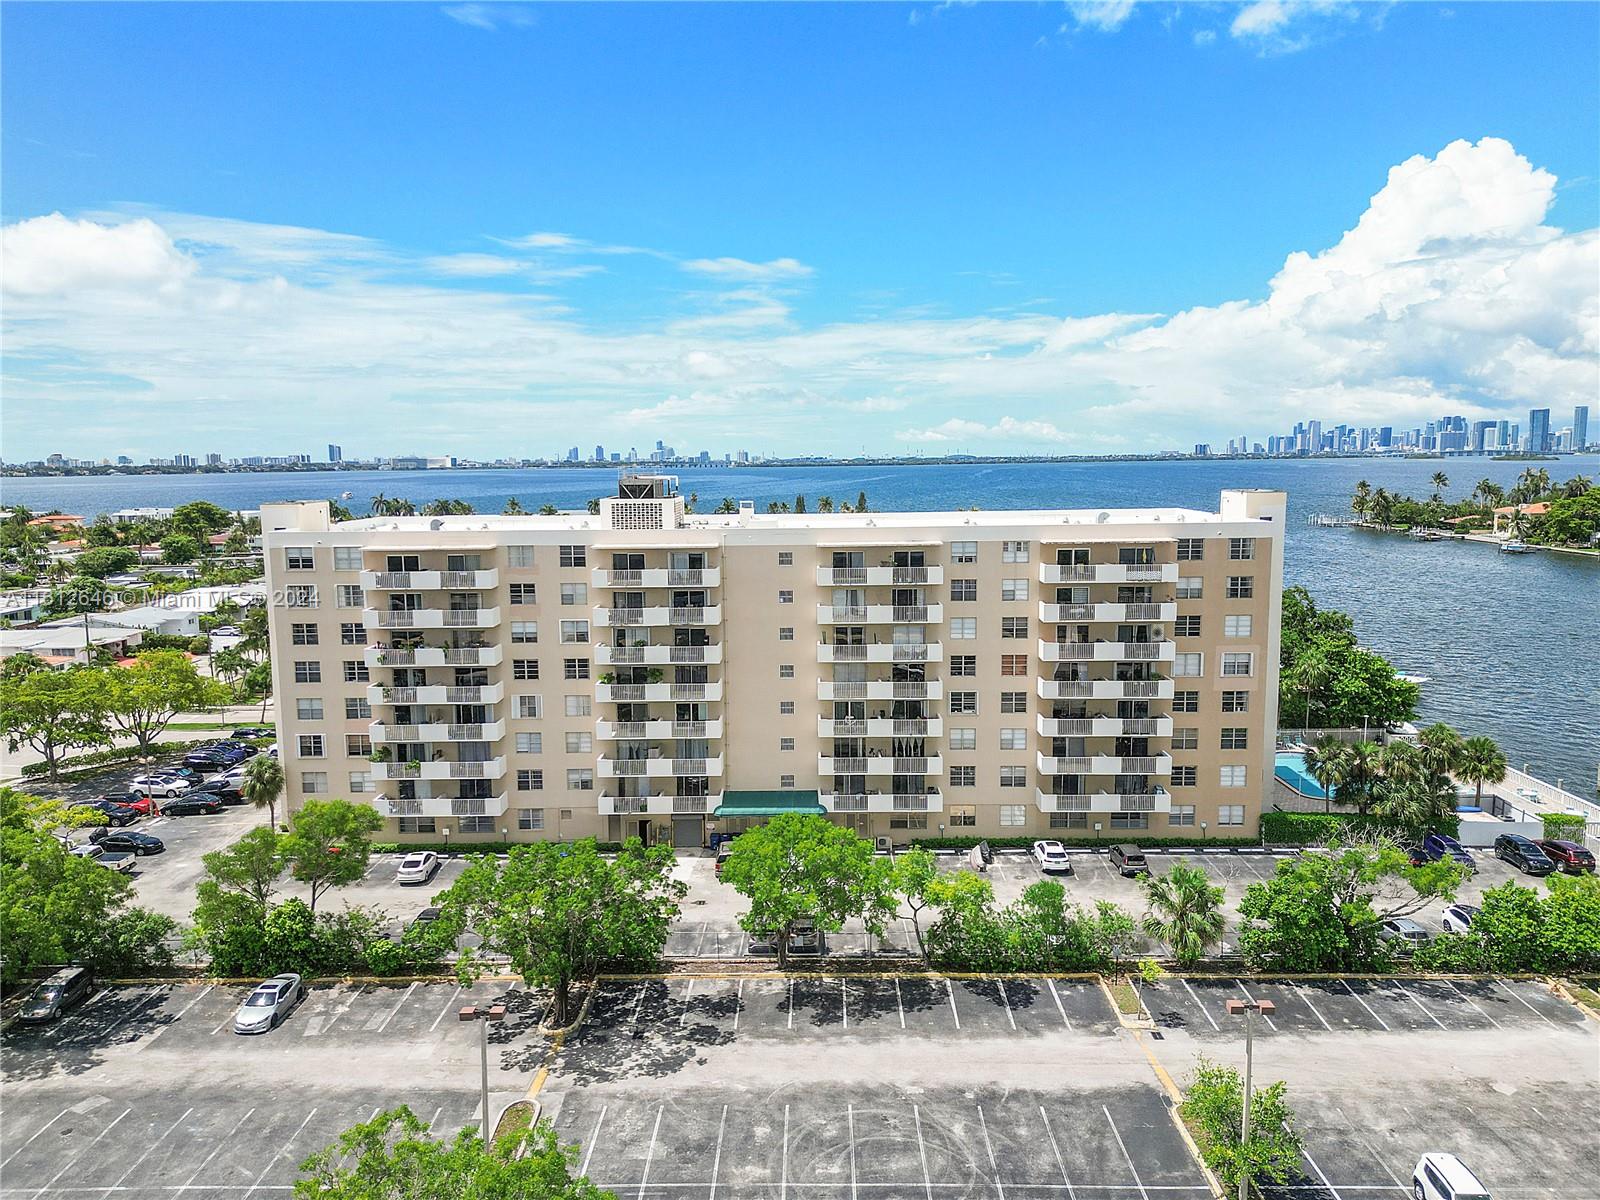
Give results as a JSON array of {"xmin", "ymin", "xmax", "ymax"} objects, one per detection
[{"xmin": 233, "ymin": 973, "xmax": 304, "ymax": 1034}]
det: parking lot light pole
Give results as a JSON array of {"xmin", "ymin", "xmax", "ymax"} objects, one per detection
[
  {"xmin": 1224, "ymin": 998, "xmax": 1275, "ymax": 1200},
  {"xmin": 458, "ymin": 1003, "xmax": 506, "ymax": 1144}
]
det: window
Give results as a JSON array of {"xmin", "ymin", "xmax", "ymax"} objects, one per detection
[
  {"xmin": 510, "ymin": 583, "xmax": 538, "ymax": 605},
  {"xmin": 779, "ymin": 737, "xmax": 794, "ymax": 751},
  {"xmin": 1001, "ymin": 540, "xmax": 1030, "ymax": 563},
  {"xmin": 333, "ymin": 546, "xmax": 361, "ymax": 571},
  {"xmin": 1001, "ymin": 578, "xmax": 1029, "ymax": 601},
  {"xmin": 297, "ymin": 734, "xmax": 325, "ymax": 758},
  {"xmin": 1222, "ymin": 652, "xmax": 1254, "ymax": 677},
  {"xmin": 951, "ymin": 541, "xmax": 977, "ymax": 563},
  {"xmin": 998, "ymin": 805, "xmax": 1027, "ymax": 827},
  {"xmin": 1000, "ymin": 691, "xmax": 1027, "ymax": 714},
  {"xmin": 1176, "ymin": 538, "xmax": 1204, "ymax": 561},
  {"xmin": 777, "ymin": 551, "xmax": 793, "ymax": 566},
  {"xmin": 559, "ymin": 545, "xmax": 586, "ymax": 568},
  {"xmin": 949, "ymin": 804, "xmax": 977, "ymax": 826},
  {"xmin": 558, "ymin": 583, "xmax": 585, "ymax": 606},
  {"xmin": 559, "ymin": 620, "xmax": 589, "ymax": 644},
  {"xmin": 1173, "ymin": 690, "xmax": 1199, "ymax": 713},
  {"xmin": 949, "ymin": 618, "xmax": 977, "ymax": 639},
  {"xmin": 950, "ymin": 765, "xmax": 976, "ymax": 787},
  {"xmin": 777, "ymin": 664, "xmax": 795, "ymax": 679},
  {"xmin": 345, "ymin": 697, "xmax": 371, "ymax": 720},
  {"xmin": 515, "ymin": 732, "xmax": 543, "ymax": 754},
  {"xmin": 511, "ymin": 621, "xmax": 538, "ymax": 643},
  {"xmin": 564, "ymin": 732, "xmax": 593, "ymax": 754},
  {"xmin": 949, "ymin": 691, "xmax": 978, "ymax": 715},
  {"xmin": 301, "ymin": 771, "xmax": 328, "ymax": 794},
  {"xmin": 337, "ymin": 584, "xmax": 364, "ymax": 608},
  {"xmin": 1000, "ymin": 617, "xmax": 1028, "ymax": 639},
  {"xmin": 346, "ymin": 734, "xmax": 371, "ymax": 757},
  {"xmin": 291, "ymin": 622, "xmax": 319, "ymax": 645},
  {"xmin": 518, "ymin": 807, "xmax": 545, "ymax": 829},
  {"xmin": 1109, "ymin": 813, "xmax": 1148, "ymax": 830},
  {"xmin": 1218, "ymin": 805, "xmax": 1245, "ymax": 826},
  {"xmin": 564, "ymin": 695, "xmax": 592, "ymax": 718},
  {"xmin": 1176, "ymin": 576, "xmax": 1203, "ymax": 600},
  {"xmin": 513, "ymin": 659, "xmax": 540, "ymax": 680},
  {"xmin": 1174, "ymin": 616, "xmax": 1200, "ymax": 638},
  {"xmin": 339, "ymin": 622, "xmax": 366, "ymax": 645},
  {"xmin": 1226, "ymin": 576, "xmax": 1254, "ymax": 599},
  {"xmin": 458, "ymin": 815, "xmax": 495, "ymax": 835},
  {"xmin": 293, "ymin": 661, "xmax": 321, "ymax": 684},
  {"xmin": 517, "ymin": 695, "xmax": 543, "ymax": 719},
  {"xmin": 567, "ymin": 768, "xmax": 594, "ymax": 791},
  {"xmin": 1220, "ymin": 766, "xmax": 1247, "ymax": 788},
  {"xmin": 1000, "ymin": 654, "xmax": 1028, "ymax": 676},
  {"xmin": 949, "ymin": 579, "xmax": 977, "ymax": 602},
  {"xmin": 1168, "ymin": 805, "xmax": 1196, "ymax": 827},
  {"xmin": 999, "ymin": 766, "xmax": 1027, "ymax": 788},
  {"xmin": 286, "ymin": 546, "xmax": 314, "ymax": 570},
  {"xmin": 1222, "ymin": 690, "xmax": 1250, "ymax": 713},
  {"xmin": 348, "ymin": 771, "xmax": 372, "ymax": 794},
  {"xmin": 949, "ymin": 727, "xmax": 977, "ymax": 750},
  {"xmin": 341, "ymin": 661, "xmax": 367, "ymax": 683},
  {"xmin": 1224, "ymin": 615, "xmax": 1253, "ymax": 638},
  {"xmin": 999, "ymin": 727, "xmax": 1026, "ymax": 750},
  {"xmin": 1173, "ymin": 653, "xmax": 1203, "ymax": 677},
  {"xmin": 780, "ymin": 775, "xmax": 795, "ymax": 789},
  {"xmin": 779, "ymin": 701, "xmax": 795, "ymax": 715},
  {"xmin": 778, "ymin": 626, "xmax": 794, "ymax": 641},
  {"xmin": 1171, "ymin": 766, "xmax": 1198, "ymax": 787},
  {"xmin": 508, "ymin": 546, "xmax": 535, "ymax": 569},
  {"xmin": 398, "ymin": 817, "xmax": 437, "ymax": 835},
  {"xmin": 949, "ymin": 654, "xmax": 977, "ymax": 676},
  {"xmin": 1172, "ymin": 727, "xmax": 1199, "ymax": 750},
  {"xmin": 285, "ymin": 585, "xmax": 316, "ymax": 608},
  {"xmin": 1229, "ymin": 537, "xmax": 1255, "ymax": 560},
  {"xmin": 1050, "ymin": 812, "xmax": 1089, "ymax": 830},
  {"xmin": 1221, "ymin": 728, "xmax": 1249, "ymax": 750},
  {"xmin": 296, "ymin": 698, "xmax": 324, "ymax": 720},
  {"xmin": 778, "ymin": 589, "xmax": 794, "ymax": 604},
  {"xmin": 563, "ymin": 658, "xmax": 590, "ymax": 680}
]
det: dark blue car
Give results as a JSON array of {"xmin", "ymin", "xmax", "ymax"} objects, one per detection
[{"xmin": 1420, "ymin": 832, "xmax": 1476, "ymax": 872}]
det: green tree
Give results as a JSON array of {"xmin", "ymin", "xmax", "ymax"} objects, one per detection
[
  {"xmin": 794, "ymin": 495, "xmax": 807, "ymax": 513},
  {"xmin": 502, "ymin": 497, "xmax": 527, "ymax": 515},
  {"xmin": 282, "ymin": 798, "xmax": 385, "ymax": 911},
  {"xmin": 202, "ymin": 826, "xmax": 287, "ymax": 908},
  {"xmin": 538, "ymin": 504, "xmax": 559, "ymax": 516},
  {"xmin": 170, "ymin": 500, "xmax": 235, "ymax": 541},
  {"xmin": 1350, "ymin": 480, "xmax": 1371, "ymax": 519},
  {"xmin": 1140, "ymin": 863, "xmax": 1226, "ymax": 966},
  {"xmin": 1542, "ymin": 874, "xmax": 1600, "ymax": 973},
  {"xmin": 855, "ymin": 490, "xmax": 868, "ymax": 512},
  {"xmin": 211, "ymin": 645, "xmax": 251, "ymax": 692},
  {"xmin": 891, "ymin": 847, "xmax": 939, "ymax": 957},
  {"xmin": 294, "ymin": 1107, "xmax": 612, "ymax": 1200},
  {"xmin": 101, "ymin": 650, "xmax": 230, "ymax": 759},
  {"xmin": 719, "ymin": 813, "xmax": 895, "ymax": 967},
  {"xmin": 239, "ymin": 605, "xmax": 270, "ymax": 660},
  {"xmin": 1472, "ymin": 881, "xmax": 1547, "ymax": 973},
  {"xmin": 75, "ymin": 546, "xmax": 139, "ymax": 578},
  {"xmin": 160, "ymin": 533, "xmax": 200, "ymax": 564},
  {"xmin": 438, "ymin": 838, "xmax": 684, "ymax": 1025},
  {"xmin": 0, "ymin": 662, "xmax": 107, "ymax": 783},
  {"xmin": 1180, "ymin": 1059, "xmax": 1303, "ymax": 1195},
  {"xmin": 714, "ymin": 497, "xmax": 738, "ymax": 514},
  {"xmin": 1087, "ymin": 900, "xmax": 1140, "ymax": 978},
  {"xmin": 243, "ymin": 659, "xmax": 274, "ymax": 722},
  {"xmin": 1454, "ymin": 735, "xmax": 1506, "ymax": 810}
]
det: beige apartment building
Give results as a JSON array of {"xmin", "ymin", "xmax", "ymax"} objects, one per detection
[{"xmin": 261, "ymin": 479, "xmax": 1285, "ymax": 848}]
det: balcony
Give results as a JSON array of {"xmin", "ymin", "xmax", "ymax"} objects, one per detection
[
  {"xmin": 372, "ymin": 793, "xmax": 509, "ymax": 819},
  {"xmin": 595, "ymin": 681, "xmax": 723, "ymax": 704},
  {"xmin": 816, "ymin": 642, "xmax": 943, "ymax": 664},
  {"xmin": 599, "ymin": 793, "xmax": 717, "ymax": 817},
  {"xmin": 360, "ymin": 568, "xmax": 499, "ymax": 591},
  {"xmin": 818, "ymin": 679, "xmax": 944, "ymax": 702},
  {"xmin": 817, "ymin": 717, "xmax": 943, "ymax": 739},
  {"xmin": 367, "ymin": 682, "xmax": 505, "ymax": 707},
  {"xmin": 364, "ymin": 645, "xmax": 503, "ymax": 669},
  {"xmin": 596, "ymin": 643, "xmax": 723, "ymax": 666},
  {"xmin": 372, "ymin": 757, "xmax": 508, "ymax": 782},
  {"xmin": 816, "ymin": 603, "xmax": 943, "ymax": 625},
  {"xmin": 596, "ymin": 756, "xmax": 725, "ymax": 778},
  {"xmin": 1034, "ymin": 788, "xmax": 1172, "ymax": 814},
  {"xmin": 596, "ymin": 719, "xmax": 724, "ymax": 740},
  {"xmin": 363, "ymin": 607, "xmax": 502, "ymax": 631},
  {"xmin": 1036, "ymin": 715, "xmax": 1173, "ymax": 739},
  {"xmin": 818, "ymin": 755, "xmax": 942, "ymax": 776},
  {"xmin": 1039, "ymin": 563, "xmax": 1180, "ymax": 585},
  {"xmin": 370, "ymin": 720, "xmax": 506, "ymax": 744},
  {"xmin": 821, "ymin": 790, "xmax": 945, "ymax": 814},
  {"xmin": 590, "ymin": 567, "xmax": 720, "ymax": 589},
  {"xmin": 1038, "ymin": 602, "xmax": 1177, "ymax": 624},
  {"xmin": 594, "ymin": 606, "xmax": 722, "ymax": 628},
  {"xmin": 1038, "ymin": 639, "xmax": 1176, "ymax": 664},
  {"xmin": 814, "ymin": 565, "xmax": 945, "ymax": 587},
  {"xmin": 1036, "ymin": 752, "xmax": 1174, "ymax": 776},
  {"xmin": 1037, "ymin": 678, "xmax": 1175, "ymax": 701}
]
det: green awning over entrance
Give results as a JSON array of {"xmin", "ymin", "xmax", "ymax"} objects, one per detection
[{"xmin": 712, "ymin": 790, "xmax": 824, "ymax": 818}]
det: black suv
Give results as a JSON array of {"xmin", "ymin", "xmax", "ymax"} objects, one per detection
[
  {"xmin": 1494, "ymin": 833, "xmax": 1554, "ymax": 876},
  {"xmin": 162, "ymin": 794, "xmax": 224, "ymax": 816}
]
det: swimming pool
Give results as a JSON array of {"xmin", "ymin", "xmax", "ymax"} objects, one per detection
[{"xmin": 1274, "ymin": 750, "xmax": 1331, "ymax": 800}]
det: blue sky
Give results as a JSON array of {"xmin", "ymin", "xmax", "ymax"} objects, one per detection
[{"xmin": 3, "ymin": 1, "xmax": 1597, "ymax": 460}]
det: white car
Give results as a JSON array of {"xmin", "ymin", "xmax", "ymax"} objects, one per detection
[
  {"xmin": 1440, "ymin": 903, "xmax": 1480, "ymax": 934},
  {"xmin": 396, "ymin": 852, "xmax": 440, "ymax": 885},
  {"xmin": 1412, "ymin": 1153, "xmax": 1490, "ymax": 1200},
  {"xmin": 233, "ymin": 974, "xmax": 304, "ymax": 1034},
  {"xmin": 131, "ymin": 773, "xmax": 192, "ymax": 797},
  {"xmin": 1031, "ymin": 840, "xmax": 1072, "ymax": 873}
]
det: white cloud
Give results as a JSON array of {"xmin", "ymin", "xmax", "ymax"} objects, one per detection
[
  {"xmin": 1228, "ymin": 0, "xmax": 1367, "ymax": 53},
  {"xmin": 1, "ymin": 213, "xmax": 195, "ymax": 296},
  {"xmin": 895, "ymin": 416, "xmax": 1082, "ymax": 444},
  {"xmin": 681, "ymin": 256, "xmax": 814, "ymax": 282},
  {"xmin": 423, "ymin": 253, "xmax": 524, "ymax": 277},
  {"xmin": 441, "ymin": 3, "xmax": 534, "ymax": 31},
  {"xmin": 1063, "ymin": 1, "xmax": 1139, "ymax": 33},
  {"xmin": 1193, "ymin": 28, "xmax": 1217, "ymax": 45}
]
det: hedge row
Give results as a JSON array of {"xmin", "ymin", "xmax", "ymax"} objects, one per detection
[
  {"xmin": 22, "ymin": 739, "xmax": 205, "ymax": 779},
  {"xmin": 907, "ymin": 835, "xmax": 1263, "ymax": 851},
  {"xmin": 369, "ymin": 841, "xmax": 625, "ymax": 856},
  {"xmin": 1260, "ymin": 809, "xmax": 1459, "ymax": 846}
]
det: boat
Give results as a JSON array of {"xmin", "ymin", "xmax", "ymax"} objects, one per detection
[
  {"xmin": 1408, "ymin": 528, "xmax": 1443, "ymax": 542},
  {"xmin": 1396, "ymin": 672, "xmax": 1431, "ymax": 686},
  {"xmin": 1499, "ymin": 541, "xmax": 1535, "ymax": 554},
  {"xmin": 340, "ymin": 490, "xmax": 354, "ymax": 500}
]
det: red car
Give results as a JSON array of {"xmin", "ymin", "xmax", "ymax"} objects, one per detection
[
  {"xmin": 112, "ymin": 793, "xmax": 159, "ymax": 816},
  {"xmin": 1538, "ymin": 840, "xmax": 1596, "ymax": 874}
]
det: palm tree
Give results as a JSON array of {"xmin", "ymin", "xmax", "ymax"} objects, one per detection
[
  {"xmin": 1302, "ymin": 737, "xmax": 1351, "ymax": 814},
  {"xmin": 714, "ymin": 498, "xmax": 738, "ymax": 514},
  {"xmin": 502, "ymin": 497, "xmax": 527, "ymax": 515},
  {"xmin": 1370, "ymin": 488, "xmax": 1394, "ymax": 527},
  {"xmin": 1562, "ymin": 475, "xmax": 1593, "ymax": 498},
  {"xmin": 817, "ymin": 496, "xmax": 835, "ymax": 514},
  {"xmin": 1416, "ymin": 722, "xmax": 1464, "ymax": 777},
  {"xmin": 1430, "ymin": 471, "xmax": 1449, "ymax": 496},
  {"xmin": 391, "ymin": 498, "xmax": 417, "ymax": 516},
  {"xmin": 242, "ymin": 752, "xmax": 285, "ymax": 830},
  {"xmin": 1140, "ymin": 864, "xmax": 1226, "ymax": 966},
  {"xmin": 1455, "ymin": 735, "xmax": 1507, "ymax": 811},
  {"xmin": 369, "ymin": 492, "xmax": 389, "ymax": 516},
  {"xmin": 538, "ymin": 504, "xmax": 559, "ymax": 516},
  {"xmin": 1351, "ymin": 480, "xmax": 1371, "ymax": 520},
  {"xmin": 1291, "ymin": 652, "xmax": 1333, "ymax": 732}
]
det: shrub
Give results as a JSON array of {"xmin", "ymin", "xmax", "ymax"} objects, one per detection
[
  {"xmin": 1181, "ymin": 1059, "xmax": 1303, "ymax": 1193},
  {"xmin": 1542, "ymin": 813, "xmax": 1587, "ymax": 842},
  {"xmin": 909, "ymin": 835, "xmax": 1261, "ymax": 851},
  {"xmin": 1412, "ymin": 932, "xmax": 1488, "ymax": 974},
  {"xmin": 20, "ymin": 738, "xmax": 198, "ymax": 779},
  {"xmin": 1260, "ymin": 810, "xmax": 1457, "ymax": 846}
]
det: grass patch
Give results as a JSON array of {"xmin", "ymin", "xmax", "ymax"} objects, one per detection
[
  {"xmin": 492, "ymin": 1099, "xmax": 535, "ymax": 1147},
  {"xmin": 1106, "ymin": 978, "xmax": 1144, "ymax": 1016},
  {"xmin": 1565, "ymin": 979, "xmax": 1600, "ymax": 1017},
  {"xmin": 167, "ymin": 721, "xmax": 275, "ymax": 731}
]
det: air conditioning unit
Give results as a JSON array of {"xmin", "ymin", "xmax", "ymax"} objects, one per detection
[
  {"xmin": 875, "ymin": 836, "xmax": 892, "ymax": 854},
  {"xmin": 1151, "ymin": 626, "xmax": 1165, "ymax": 639}
]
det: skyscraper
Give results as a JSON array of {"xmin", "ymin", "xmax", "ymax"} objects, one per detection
[
  {"xmin": 327, "ymin": 444, "xmax": 342, "ymax": 463},
  {"xmin": 1528, "ymin": 409, "xmax": 1551, "ymax": 453},
  {"xmin": 1574, "ymin": 406, "xmax": 1589, "ymax": 452}
]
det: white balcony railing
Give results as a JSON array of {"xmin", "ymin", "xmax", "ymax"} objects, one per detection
[
  {"xmin": 1038, "ymin": 601, "xmax": 1177, "ymax": 624},
  {"xmin": 814, "ymin": 565, "xmax": 945, "ymax": 587},
  {"xmin": 1035, "ymin": 715, "xmax": 1173, "ymax": 739},
  {"xmin": 590, "ymin": 567, "xmax": 720, "ymax": 589},
  {"xmin": 363, "ymin": 607, "xmax": 502, "ymax": 631},
  {"xmin": 367, "ymin": 682, "xmax": 505, "ymax": 707},
  {"xmin": 596, "ymin": 643, "xmax": 722, "ymax": 666},
  {"xmin": 1034, "ymin": 788, "xmax": 1172, "ymax": 814},
  {"xmin": 370, "ymin": 720, "xmax": 506, "ymax": 744},
  {"xmin": 595, "ymin": 719, "xmax": 724, "ymax": 741},
  {"xmin": 817, "ymin": 717, "xmax": 943, "ymax": 739},
  {"xmin": 595, "ymin": 681, "xmax": 723, "ymax": 704},
  {"xmin": 1037, "ymin": 639, "xmax": 1177, "ymax": 663},
  {"xmin": 364, "ymin": 645, "xmax": 503, "ymax": 669},
  {"xmin": 596, "ymin": 756, "xmax": 725, "ymax": 779},
  {"xmin": 1036, "ymin": 678, "xmax": 1174, "ymax": 701},
  {"xmin": 818, "ymin": 755, "xmax": 942, "ymax": 776},
  {"xmin": 593, "ymin": 606, "xmax": 722, "ymax": 628},
  {"xmin": 821, "ymin": 791, "xmax": 945, "ymax": 814},
  {"xmin": 373, "ymin": 793, "xmax": 509, "ymax": 819},
  {"xmin": 360, "ymin": 568, "xmax": 499, "ymax": 591},
  {"xmin": 371, "ymin": 757, "xmax": 507, "ymax": 782},
  {"xmin": 816, "ymin": 603, "xmax": 943, "ymax": 625},
  {"xmin": 1036, "ymin": 752, "xmax": 1175, "ymax": 776},
  {"xmin": 817, "ymin": 679, "xmax": 943, "ymax": 702},
  {"xmin": 598, "ymin": 793, "xmax": 718, "ymax": 817},
  {"xmin": 1038, "ymin": 563, "xmax": 1180, "ymax": 585},
  {"xmin": 816, "ymin": 642, "xmax": 943, "ymax": 664}
]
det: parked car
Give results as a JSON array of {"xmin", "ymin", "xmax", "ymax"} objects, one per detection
[
  {"xmin": 715, "ymin": 840, "xmax": 736, "ymax": 875},
  {"xmin": 16, "ymin": 967, "xmax": 95, "ymax": 1024},
  {"xmin": 396, "ymin": 852, "xmax": 441, "ymax": 884},
  {"xmin": 1537, "ymin": 839, "xmax": 1596, "ymax": 875},
  {"xmin": 1420, "ymin": 833, "xmax": 1476, "ymax": 871},
  {"xmin": 90, "ymin": 829, "xmax": 165, "ymax": 856},
  {"xmin": 231, "ymin": 726, "xmax": 273, "ymax": 739},
  {"xmin": 131, "ymin": 773, "xmax": 192, "ymax": 798},
  {"xmin": 216, "ymin": 739, "xmax": 259, "ymax": 757},
  {"xmin": 1494, "ymin": 833, "xmax": 1555, "ymax": 876},
  {"xmin": 162, "ymin": 794, "xmax": 224, "ymax": 817},
  {"xmin": 183, "ymin": 751, "xmax": 232, "ymax": 773},
  {"xmin": 69, "ymin": 843, "xmax": 137, "ymax": 873},
  {"xmin": 408, "ymin": 907, "xmax": 443, "ymax": 932},
  {"xmin": 210, "ymin": 625, "xmax": 242, "ymax": 637},
  {"xmin": 1108, "ymin": 844, "xmax": 1148, "ymax": 877},
  {"xmin": 1440, "ymin": 903, "xmax": 1481, "ymax": 934},
  {"xmin": 1412, "ymin": 1153, "xmax": 1491, "ymax": 1200},
  {"xmin": 113, "ymin": 793, "xmax": 159, "ymax": 817},
  {"xmin": 748, "ymin": 919, "xmax": 823, "ymax": 956},
  {"xmin": 1380, "ymin": 917, "xmax": 1431, "ymax": 954},
  {"xmin": 155, "ymin": 764, "xmax": 201, "ymax": 781},
  {"xmin": 233, "ymin": 974, "xmax": 305, "ymax": 1034},
  {"xmin": 1031, "ymin": 839, "xmax": 1072, "ymax": 873},
  {"xmin": 193, "ymin": 779, "xmax": 247, "ymax": 805},
  {"xmin": 82, "ymin": 799, "xmax": 141, "ymax": 826}
]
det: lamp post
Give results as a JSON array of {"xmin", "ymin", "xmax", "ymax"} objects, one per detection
[
  {"xmin": 1200, "ymin": 820, "xmax": 1208, "ymax": 842},
  {"xmin": 458, "ymin": 1003, "xmax": 507, "ymax": 1144},
  {"xmin": 1224, "ymin": 997, "xmax": 1275, "ymax": 1200}
]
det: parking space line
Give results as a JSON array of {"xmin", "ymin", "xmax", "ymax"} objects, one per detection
[
  {"xmin": 1339, "ymin": 980, "xmax": 1389, "ymax": 1031},
  {"xmin": 781, "ymin": 1104, "xmax": 790, "ymax": 1200},
  {"xmin": 1046, "ymin": 978, "xmax": 1072, "ymax": 1029},
  {"xmin": 1495, "ymin": 979, "xmax": 1555, "ymax": 1025},
  {"xmin": 680, "ymin": 978, "xmax": 696, "ymax": 1026},
  {"xmin": 178, "ymin": 1107, "xmax": 256, "ymax": 1190},
  {"xmin": 631, "ymin": 982, "xmax": 648, "ymax": 1025},
  {"xmin": 839, "ymin": 977, "xmax": 849, "ymax": 1029},
  {"xmin": 895, "ymin": 976, "xmax": 906, "ymax": 1028},
  {"xmin": 977, "ymin": 1105, "xmax": 1005, "ymax": 1200},
  {"xmin": 427, "ymin": 1106, "xmax": 443, "ymax": 1134},
  {"xmin": 245, "ymin": 1108, "xmax": 316, "ymax": 1198},
  {"xmin": 1300, "ymin": 1144, "xmax": 1345, "ymax": 1200},
  {"xmin": 711, "ymin": 1104, "xmax": 728, "ymax": 1200},
  {"xmin": 1389, "ymin": 981, "xmax": 1446, "ymax": 1030},
  {"xmin": 1444, "ymin": 981, "xmax": 1499, "ymax": 1028},
  {"xmin": 1235, "ymin": 980, "xmax": 1277, "ymax": 1031},
  {"xmin": 428, "ymin": 985, "xmax": 463, "ymax": 1033},
  {"xmin": 637, "ymin": 1105, "xmax": 663, "ymax": 1200},
  {"xmin": 111, "ymin": 1106, "xmax": 194, "ymax": 1190},
  {"xmin": 376, "ymin": 982, "xmax": 419, "ymax": 1034},
  {"xmin": 996, "ymin": 979, "xmax": 1017, "ymax": 1031},
  {"xmin": 1039, "ymin": 1107, "xmax": 1076, "ymax": 1200},
  {"xmin": 733, "ymin": 979, "xmax": 744, "ymax": 1032},
  {"xmin": 579, "ymin": 1105, "xmax": 606, "ymax": 1176},
  {"xmin": 1358, "ymin": 1137, "xmax": 1405, "ymax": 1189},
  {"xmin": 321, "ymin": 985, "xmax": 365, "ymax": 1035},
  {"xmin": 28, "ymin": 1106, "xmax": 131, "ymax": 1199},
  {"xmin": 1293, "ymin": 984, "xmax": 1333, "ymax": 1032},
  {"xmin": 1181, "ymin": 980, "xmax": 1220, "ymax": 1031},
  {"xmin": 847, "ymin": 1103, "xmax": 859, "ymax": 1200},
  {"xmin": 913, "ymin": 1105, "xmax": 934, "ymax": 1200},
  {"xmin": 104, "ymin": 987, "xmax": 166, "ymax": 1038},
  {"xmin": 170, "ymin": 984, "xmax": 215, "ymax": 1024},
  {"xmin": 695, "ymin": 922, "xmax": 709, "ymax": 956},
  {"xmin": 788, "ymin": 979, "xmax": 795, "ymax": 1030},
  {"xmin": 1, "ymin": 1108, "xmax": 69, "ymax": 1169},
  {"xmin": 946, "ymin": 977, "xmax": 961, "ymax": 1029},
  {"xmin": 1102, "ymin": 1105, "xmax": 1149, "ymax": 1200}
]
